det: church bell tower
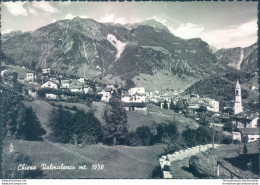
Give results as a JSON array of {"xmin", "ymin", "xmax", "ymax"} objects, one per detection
[{"xmin": 234, "ymin": 80, "xmax": 243, "ymax": 114}]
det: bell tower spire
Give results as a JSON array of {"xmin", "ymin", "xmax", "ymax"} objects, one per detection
[{"xmin": 234, "ymin": 80, "xmax": 243, "ymax": 114}]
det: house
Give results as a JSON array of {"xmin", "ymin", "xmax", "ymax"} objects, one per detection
[
  {"xmin": 123, "ymin": 102, "xmax": 147, "ymax": 115},
  {"xmin": 45, "ymin": 93, "xmax": 57, "ymax": 100},
  {"xmin": 77, "ymin": 78, "xmax": 85, "ymax": 83},
  {"xmin": 121, "ymin": 94, "xmax": 131, "ymax": 103},
  {"xmin": 41, "ymin": 81, "xmax": 58, "ymax": 89},
  {"xmin": 129, "ymin": 87, "xmax": 145, "ymax": 96},
  {"xmin": 106, "ymin": 84, "xmax": 115, "ymax": 90},
  {"xmin": 70, "ymin": 86, "xmax": 83, "ymax": 93},
  {"xmin": 250, "ymin": 85, "xmax": 256, "ymax": 90},
  {"xmin": 28, "ymin": 88, "xmax": 37, "ymax": 98},
  {"xmin": 128, "ymin": 87, "xmax": 146, "ymax": 103},
  {"xmin": 60, "ymin": 80, "xmax": 71, "ymax": 89},
  {"xmin": 231, "ymin": 111, "xmax": 259, "ymax": 129},
  {"xmin": 190, "ymin": 94, "xmax": 200, "ymax": 99},
  {"xmin": 232, "ymin": 128, "xmax": 260, "ymax": 143},
  {"xmin": 121, "ymin": 87, "xmax": 147, "ymax": 114},
  {"xmin": 206, "ymin": 99, "xmax": 219, "ymax": 112},
  {"xmin": 26, "ymin": 72, "xmax": 37, "ymax": 82},
  {"xmin": 48, "ymin": 76, "xmax": 59, "ymax": 84},
  {"xmin": 42, "ymin": 68, "xmax": 51, "ymax": 74},
  {"xmin": 100, "ymin": 87, "xmax": 113, "ymax": 102},
  {"xmin": 160, "ymin": 102, "xmax": 170, "ymax": 109},
  {"xmin": 83, "ymin": 87, "xmax": 92, "ymax": 94},
  {"xmin": 188, "ymin": 103, "xmax": 200, "ymax": 110}
]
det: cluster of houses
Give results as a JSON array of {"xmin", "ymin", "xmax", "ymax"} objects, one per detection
[
  {"xmin": 96, "ymin": 85, "xmax": 147, "ymax": 114},
  {"xmin": 24, "ymin": 68, "xmax": 92, "ymax": 100},
  {"xmin": 149, "ymin": 90, "xmax": 219, "ymax": 114},
  {"xmin": 121, "ymin": 87, "xmax": 147, "ymax": 114}
]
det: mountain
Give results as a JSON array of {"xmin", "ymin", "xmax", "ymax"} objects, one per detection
[
  {"xmin": 215, "ymin": 43, "xmax": 258, "ymax": 73},
  {"xmin": 1, "ymin": 17, "xmax": 227, "ymax": 90}
]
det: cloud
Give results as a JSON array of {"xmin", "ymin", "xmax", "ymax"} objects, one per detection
[
  {"xmin": 65, "ymin": 13, "xmax": 75, "ymax": 20},
  {"xmin": 100, "ymin": 14, "xmax": 127, "ymax": 24},
  {"xmin": 169, "ymin": 23, "xmax": 204, "ymax": 39},
  {"xmin": 146, "ymin": 16, "xmax": 167, "ymax": 24},
  {"xmin": 115, "ymin": 18, "xmax": 127, "ymax": 25},
  {"xmin": 64, "ymin": 14, "xmax": 89, "ymax": 20},
  {"xmin": 31, "ymin": 1, "xmax": 59, "ymax": 14},
  {"xmin": 28, "ymin": 7, "xmax": 39, "ymax": 16},
  {"xmin": 167, "ymin": 19, "xmax": 257, "ymax": 49},
  {"xmin": 79, "ymin": 15, "xmax": 89, "ymax": 19},
  {"xmin": 201, "ymin": 19, "xmax": 257, "ymax": 49},
  {"xmin": 2, "ymin": 29, "xmax": 13, "ymax": 34},
  {"xmin": 4, "ymin": 2, "xmax": 28, "ymax": 16},
  {"xmin": 100, "ymin": 14, "xmax": 115, "ymax": 23}
]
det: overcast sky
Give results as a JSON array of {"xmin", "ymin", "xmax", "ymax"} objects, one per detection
[{"xmin": 2, "ymin": 1, "xmax": 257, "ymax": 49}]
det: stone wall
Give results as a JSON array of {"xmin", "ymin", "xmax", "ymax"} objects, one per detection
[{"xmin": 159, "ymin": 144, "xmax": 221, "ymax": 178}]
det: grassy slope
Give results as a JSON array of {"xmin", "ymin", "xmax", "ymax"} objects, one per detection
[
  {"xmin": 3, "ymin": 139, "xmax": 166, "ymax": 178},
  {"xmin": 132, "ymin": 70, "xmax": 198, "ymax": 92},
  {"xmin": 189, "ymin": 142, "xmax": 259, "ymax": 179},
  {"xmin": 147, "ymin": 104, "xmax": 199, "ymax": 133},
  {"xmin": 92, "ymin": 102, "xmax": 199, "ymax": 132},
  {"xmin": 52, "ymin": 101, "xmax": 91, "ymax": 113}
]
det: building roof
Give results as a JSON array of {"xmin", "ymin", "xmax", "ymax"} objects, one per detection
[
  {"xmin": 70, "ymin": 86, "xmax": 82, "ymax": 89},
  {"xmin": 135, "ymin": 92, "xmax": 146, "ymax": 96},
  {"xmin": 61, "ymin": 80, "xmax": 70, "ymax": 83},
  {"xmin": 231, "ymin": 111, "xmax": 259, "ymax": 121},
  {"xmin": 236, "ymin": 80, "xmax": 241, "ymax": 89},
  {"xmin": 42, "ymin": 80, "xmax": 58, "ymax": 86},
  {"xmin": 236, "ymin": 128, "xmax": 260, "ymax": 135},
  {"xmin": 96, "ymin": 87, "xmax": 102, "ymax": 92},
  {"xmin": 104, "ymin": 87, "xmax": 112, "ymax": 92}
]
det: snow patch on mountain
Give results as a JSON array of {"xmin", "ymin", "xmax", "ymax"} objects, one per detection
[
  {"xmin": 107, "ymin": 34, "xmax": 126, "ymax": 60},
  {"xmin": 237, "ymin": 48, "xmax": 244, "ymax": 70}
]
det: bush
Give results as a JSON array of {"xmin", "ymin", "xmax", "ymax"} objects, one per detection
[
  {"xmin": 2, "ymin": 152, "xmax": 44, "ymax": 178},
  {"xmin": 136, "ymin": 126, "xmax": 153, "ymax": 146},
  {"xmin": 182, "ymin": 126, "xmax": 215, "ymax": 147},
  {"xmin": 126, "ymin": 131, "xmax": 141, "ymax": 146},
  {"xmin": 72, "ymin": 106, "xmax": 77, "ymax": 111},
  {"xmin": 223, "ymin": 122, "xmax": 233, "ymax": 132}
]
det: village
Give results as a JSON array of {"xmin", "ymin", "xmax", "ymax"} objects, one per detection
[{"xmin": 1, "ymin": 65, "xmax": 259, "ymax": 145}]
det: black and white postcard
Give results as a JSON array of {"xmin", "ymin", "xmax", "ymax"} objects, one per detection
[{"xmin": 1, "ymin": 0, "xmax": 259, "ymax": 182}]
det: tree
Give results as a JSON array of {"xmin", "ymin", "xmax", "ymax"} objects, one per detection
[
  {"xmin": 17, "ymin": 107, "xmax": 46, "ymax": 141},
  {"xmin": 223, "ymin": 121, "xmax": 233, "ymax": 132},
  {"xmin": 176, "ymin": 99, "xmax": 184, "ymax": 110},
  {"xmin": 243, "ymin": 143, "xmax": 248, "ymax": 154},
  {"xmin": 103, "ymin": 96, "xmax": 129, "ymax": 145},
  {"xmin": 170, "ymin": 100, "xmax": 174, "ymax": 110},
  {"xmin": 125, "ymin": 79, "xmax": 135, "ymax": 90},
  {"xmin": 163, "ymin": 100, "xmax": 168, "ymax": 109},
  {"xmin": 1, "ymin": 89, "xmax": 45, "ymax": 141},
  {"xmin": 48, "ymin": 106, "xmax": 73, "ymax": 143},
  {"xmin": 30, "ymin": 61, "xmax": 36, "ymax": 70},
  {"xmin": 136, "ymin": 126, "xmax": 153, "ymax": 146},
  {"xmin": 72, "ymin": 110, "xmax": 102, "ymax": 145}
]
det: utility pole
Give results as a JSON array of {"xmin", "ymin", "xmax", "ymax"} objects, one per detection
[{"xmin": 212, "ymin": 113, "xmax": 215, "ymax": 149}]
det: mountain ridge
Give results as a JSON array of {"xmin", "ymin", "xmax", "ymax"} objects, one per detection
[{"xmin": 1, "ymin": 17, "xmax": 257, "ymax": 91}]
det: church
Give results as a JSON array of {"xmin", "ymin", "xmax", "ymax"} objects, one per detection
[{"xmin": 231, "ymin": 81, "xmax": 259, "ymax": 142}]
